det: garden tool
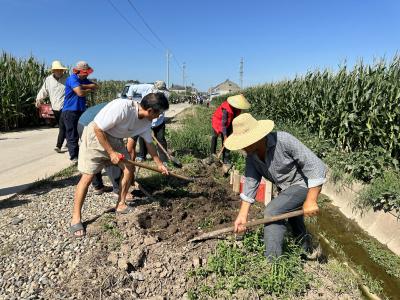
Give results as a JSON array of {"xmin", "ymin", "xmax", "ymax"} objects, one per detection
[
  {"xmin": 152, "ymin": 132, "xmax": 182, "ymax": 168},
  {"xmin": 189, "ymin": 210, "xmax": 304, "ymax": 243},
  {"xmin": 118, "ymin": 154, "xmax": 194, "ymax": 181}
]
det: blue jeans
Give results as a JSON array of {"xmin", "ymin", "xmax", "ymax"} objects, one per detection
[{"xmin": 264, "ymin": 185, "xmax": 311, "ymax": 259}]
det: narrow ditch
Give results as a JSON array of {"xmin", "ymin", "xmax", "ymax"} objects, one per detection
[{"xmin": 307, "ymin": 196, "xmax": 400, "ymax": 299}]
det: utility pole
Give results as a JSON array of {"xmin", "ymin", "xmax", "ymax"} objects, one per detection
[
  {"xmin": 166, "ymin": 50, "xmax": 170, "ymax": 88},
  {"xmin": 182, "ymin": 62, "xmax": 186, "ymax": 95},
  {"xmin": 240, "ymin": 57, "xmax": 244, "ymax": 89}
]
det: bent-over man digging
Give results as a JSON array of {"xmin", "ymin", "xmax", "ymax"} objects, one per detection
[
  {"xmin": 70, "ymin": 93, "xmax": 169, "ymax": 237},
  {"xmin": 224, "ymin": 113, "xmax": 327, "ymax": 259}
]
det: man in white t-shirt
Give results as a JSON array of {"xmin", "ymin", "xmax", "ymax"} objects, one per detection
[{"xmin": 70, "ymin": 92, "xmax": 169, "ymax": 238}]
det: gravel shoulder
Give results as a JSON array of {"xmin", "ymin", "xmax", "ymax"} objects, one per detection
[{"xmin": 0, "ymin": 105, "xmax": 364, "ymax": 300}]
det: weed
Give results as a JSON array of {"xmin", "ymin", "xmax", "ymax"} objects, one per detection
[
  {"xmin": 356, "ymin": 236, "xmax": 400, "ymax": 279},
  {"xmin": 198, "ymin": 217, "xmax": 214, "ymax": 230},
  {"xmin": 189, "ymin": 229, "xmax": 311, "ymax": 298}
]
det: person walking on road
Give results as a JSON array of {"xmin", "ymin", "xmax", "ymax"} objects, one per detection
[
  {"xmin": 70, "ymin": 93, "xmax": 169, "ymax": 238},
  {"xmin": 209, "ymin": 94, "xmax": 250, "ymax": 173},
  {"xmin": 63, "ymin": 61, "xmax": 98, "ymax": 162},
  {"xmin": 126, "ymin": 80, "xmax": 170, "ymax": 164},
  {"xmin": 35, "ymin": 60, "xmax": 68, "ymax": 153},
  {"xmin": 225, "ymin": 113, "xmax": 327, "ymax": 260}
]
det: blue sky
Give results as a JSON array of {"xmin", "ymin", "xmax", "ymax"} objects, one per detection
[{"xmin": 1, "ymin": 0, "xmax": 399, "ymax": 91}]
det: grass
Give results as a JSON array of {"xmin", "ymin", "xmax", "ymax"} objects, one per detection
[
  {"xmin": 356, "ymin": 236, "xmax": 400, "ymax": 279},
  {"xmin": 101, "ymin": 214, "xmax": 123, "ymax": 250},
  {"xmin": 188, "ymin": 229, "xmax": 312, "ymax": 298}
]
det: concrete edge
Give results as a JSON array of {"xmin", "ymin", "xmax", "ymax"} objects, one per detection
[{"xmin": 322, "ymin": 176, "xmax": 400, "ymax": 256}]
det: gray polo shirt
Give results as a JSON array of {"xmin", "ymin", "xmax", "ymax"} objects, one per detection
[{"xmin": 240, "ymin": 131, "xmax": 327, "ymax": 204}]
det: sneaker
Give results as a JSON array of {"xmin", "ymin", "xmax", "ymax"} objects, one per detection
[
  {"xmin": 54, "ymin": 147, "xmax": 62, "ymax": 153},
  {"xmin": 135, "ymin": 157, "xmax": 144, "ymax": 162},
  {"xmin": 71, "ymin": 157, "xmax": 78, "ymax": 164}
]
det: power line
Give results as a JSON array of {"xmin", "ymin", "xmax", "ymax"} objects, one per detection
[
  {"xmin": 107, "ymin": 0, "xmax": 160, "ymax": 51},
  {"xmin": 126, "ymin": 0, "xmax": 183, "ymax": 71},
  {"xmin": 127, "ymin": 0, "xmax": 168, "ymax": 49}
]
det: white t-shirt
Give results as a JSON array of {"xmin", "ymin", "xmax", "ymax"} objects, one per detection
[{"xmin": 94, "ymin": 98, "xmax": 152, "ymax": 142}]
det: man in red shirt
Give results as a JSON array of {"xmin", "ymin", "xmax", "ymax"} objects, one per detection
[{"xmin": 210, "ymin": 94, "xmax": 250, "ymax": 172}]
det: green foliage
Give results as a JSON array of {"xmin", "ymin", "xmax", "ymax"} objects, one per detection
[
  {"xmin": 356, "ymin": 236, "xmax": 400, "ymax": 279},
  {"xmin": 355, "ymin": 170, "xmax": 400, "ymax": 214},
  {"xmin": 87, "ymin": 79, "xmax": 136, "ymax": 105},
  {"xmin": 169, "ymin": 107, "xmax": 212, "ymax": 158},
  {"xmin": 0, "ymin": 51, "xmax": 47, "ymax": 130},
  {"xmin": 189, "ymin": 229, "xmax": 311, "ymax": 298}
]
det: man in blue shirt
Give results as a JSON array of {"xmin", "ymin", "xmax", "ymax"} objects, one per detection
[{"xmin": 63, "ymin": 61, "xmax": 98, "ymax": 161}]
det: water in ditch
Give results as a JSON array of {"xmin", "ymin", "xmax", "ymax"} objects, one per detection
[{"xmin": 306, "ymin": 195, "xmax": 400, "ymax": 299}]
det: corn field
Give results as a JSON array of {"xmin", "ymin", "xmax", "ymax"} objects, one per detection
[
  {"xmin": 214, "ymin": 57, "xmax": 400, "ymax": 159},
  {"xmin": 0, "ymin": 52, "xmax": 47, "ymax": 131},
  {"xmin": 87, "ymin": 80, "xmax": 134, "ymax": 106},
  {"xmin": 0, "ymin": 52, "xmax": 136, "ymax": 131}
]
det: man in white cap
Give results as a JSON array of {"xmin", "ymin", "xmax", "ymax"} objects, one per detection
[
  {"xmin": 63, "ymin": 61, "xmax": 98, "ymax": 162},
  {"xmin": 225, "ymin": 113, "xmax": 326, "ymax": 260},
  {"xmin": 126, "ymin": 80, "xmax": 170, "ymax": 164},
  {"xmin": 35, "ymin": 60, "xmax": 68, "ymax": 152}
]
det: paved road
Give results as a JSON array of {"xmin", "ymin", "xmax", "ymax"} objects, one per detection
[{"xmin": 0, "ymin": 102, "xmax": 190, "ymax": 201}]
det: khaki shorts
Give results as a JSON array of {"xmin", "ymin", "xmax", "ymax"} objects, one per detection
[{"xmin": 78, "ymin": 122, "xmax": 130, "ymax": 175}]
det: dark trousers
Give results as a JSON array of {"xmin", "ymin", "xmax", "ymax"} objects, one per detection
[
  {"xmin": 210, "ymin": 129, "xmax": 230, "ymax": 164},
  {"xmin": 77, "ymin": 123, "xmax": 122, "ymax": 193},
  {"xmin": 92, "ymin": 166, "xmax": 122, "ymax": 193},
  {"xmin": 63, "ymin": 110, "xmax": 83, "ymax": 160},
  {"xmin": 53, "ymin": 110, "xmax": 66, "ymax": 149},
  {"xmin": 264, "ymin": 185, "xmax": 311, "ymax": 259},
  {"xmin": 138, "ymin": 122, "xmax": 168, "ymax": 163}
]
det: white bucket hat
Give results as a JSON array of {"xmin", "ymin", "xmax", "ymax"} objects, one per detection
[
  {"xmin": 50, "ymin": 60, "xmax": 68, "ymax": 70},
  {"xmin": 227, "ymin": 94, "xmax": 250, "ymax": 110},
  {"xmin": 224, "ymin": 113, "xmax": 274, "ymax": 150}
]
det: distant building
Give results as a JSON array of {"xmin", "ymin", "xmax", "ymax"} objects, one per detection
[
  {"xmin": 208, "ymin": 79, "xmax": 240, "ymax": 99},
  {"xmin": 170, "ymin": 84, "xmax": 198, "ymax": 94}
]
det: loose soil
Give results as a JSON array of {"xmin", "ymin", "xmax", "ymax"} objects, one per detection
[{"xmin": 40, "ymin": 162, "xmax": 362, "ymax": 299}]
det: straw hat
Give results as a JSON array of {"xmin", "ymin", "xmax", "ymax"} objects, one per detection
[
  {"xmin": 50, "ymin": 60, "xmax": 68, "ymax": 70},
  {"xmin": 224, "ymin": 113, "xmax": 274, "ymax": 150},
  {"xmin": 227, "ymin": 94, "xmax": 250, "ymax": 110}
]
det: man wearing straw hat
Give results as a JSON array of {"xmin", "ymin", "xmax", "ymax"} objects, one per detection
[
  {"xmin": 35, "ymin": 60, "xmax": 68, "ymax": 153},
  {"xmin": 225, "ymin": 113, "xmax": 327, "ymax": 259},
  {"xmin": 209, "ymin": 94, "xmax": 250, "ymax": 173}
]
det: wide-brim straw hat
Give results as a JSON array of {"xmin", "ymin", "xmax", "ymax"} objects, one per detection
[
  {"xmin": 50, "ymin": 60, "xmax": 68, "ymax": 70},
  {"xmin": 224, "ymin": 113, "xmax": 274, "ymax": 150},
  {"xmin": 227, "ymin": 94, "xmax": 251, "ymax": 110}
]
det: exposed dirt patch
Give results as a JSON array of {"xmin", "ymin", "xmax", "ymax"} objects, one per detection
[{"xmin": 49, "ymin": 162, "xmax": 263, "ymax": 299}]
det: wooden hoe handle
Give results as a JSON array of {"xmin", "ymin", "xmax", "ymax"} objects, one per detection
[{"xmin": 189, "ymin": 210, "xmax": 304, "ymax": 243}]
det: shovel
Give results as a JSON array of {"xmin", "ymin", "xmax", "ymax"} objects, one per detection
[
  {"xmin": 118, "ymin": 154, "xmax": 193, "ymax": 182},
  {"xmin": 189, "ymin": 210, "xmax": 304, "ymax": 243},
  {"xmin": 152, "ymin": 132, "xmax": 182, "ymax": 168}
]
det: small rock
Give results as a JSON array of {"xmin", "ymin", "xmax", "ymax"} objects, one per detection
[
  {"xmin": 144, "ymin": 236, "xmax": 158, "ymax": 246},
  {"xmin": 107, "ymin": 252, "xmax": 118, "ymax": 265},
  {"xmin": 11, "ymin": 217, "xmax": 23, "ymax": 225},
  {"xmin": 132, "ymin": 272, "xmax": 144, "ymax": 281},
  {"xmin": 120, "ymin": 244, "xmax": 131, "ymax": 255},
  {"xmin": 117, "ymin": 258, "xmax": 128, "ymax": 270},
  {"xmin": 192, "ymin": 257, "xmax": 202, "ymax": 268}
]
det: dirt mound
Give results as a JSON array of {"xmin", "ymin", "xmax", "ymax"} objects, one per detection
[{"xmin": 55, "ymin": 161, "xmax": 263, "ymax": 299}]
